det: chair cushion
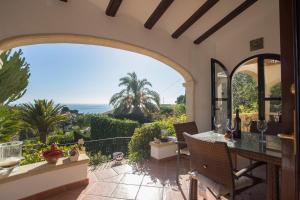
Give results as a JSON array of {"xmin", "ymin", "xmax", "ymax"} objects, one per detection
[
  {"xmin": 191, "ymin": 171, "xmax": 254, "ymax": 198},
  {"xmin": 176, "ymin": 147, "xmax": 190, "ymax": 155}
]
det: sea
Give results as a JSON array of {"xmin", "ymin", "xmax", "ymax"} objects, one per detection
[{"xmin": 64, "ymin": 104, "xmax": 112, "ymax": 114}]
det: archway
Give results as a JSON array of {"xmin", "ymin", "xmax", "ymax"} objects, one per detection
[
  {"xmin": 0, "ymin": 34, "xmax": 195, "ymax": 120},
  {"xmin": 230, "ymin": 54, "xmax": 281, "ymax": 132}
]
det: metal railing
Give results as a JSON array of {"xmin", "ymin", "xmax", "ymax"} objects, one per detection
[
  {"xmin": 84, "ymin": 137, "xmax": 132, "ymax": 156},
  {"xmin": 23, "ymin": 137, "xmax": 132, "ymax": 156}
]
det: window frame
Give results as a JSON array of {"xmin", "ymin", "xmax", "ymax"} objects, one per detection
[
  {"xmin": 211, "ymin": 54, "xmax": 281, "ymax": 130},
  {"xmin": 211, "ymin": 59, "xmax": 230, "ymax": 130}
]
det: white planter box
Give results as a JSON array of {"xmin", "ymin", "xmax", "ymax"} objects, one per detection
[
  {"xmin": 150, "ymin": 141, "xmax": 177, "ymax": 160},
  {"xmin": 0, "ymin": 154, "xmax": 89, "ymax": 200}
]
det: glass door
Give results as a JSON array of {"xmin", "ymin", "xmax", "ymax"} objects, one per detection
[{"xmin": 211, "ymin": 59, "xmax": 229, "ymax": 133}]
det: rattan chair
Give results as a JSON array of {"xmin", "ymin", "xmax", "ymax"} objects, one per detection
[
  {"xmin": 173, "ymin": 122, "xmax": 198, "ymax": 182},
  {"xmin": 183, "ymin": 132, "xmax": 264, "ymax": 200}
]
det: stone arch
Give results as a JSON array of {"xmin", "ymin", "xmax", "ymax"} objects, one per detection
[{"xmin": 0, "ymin": 33, "xmax": 195, "ymax": 120}]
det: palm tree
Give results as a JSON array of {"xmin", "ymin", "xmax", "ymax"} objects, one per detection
[
  {"xmin": 18, "ymin": 99, "xmax": 67, "ymax": 143},
  {"xmin": 110, "ymin": 72, "xmax": 160, "ymax": 120}
]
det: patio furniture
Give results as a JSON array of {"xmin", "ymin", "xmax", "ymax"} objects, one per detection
[
  {"xmin": 190, "ymin": 131, "xmax": 281, "ymax": 200},
  {"xmin": 173, "ymin": 121, "xmax": 198, "ymax": 182},
  {"xmin": 183, "ymin": 132, "xmax": 264, "ymax": 200}
]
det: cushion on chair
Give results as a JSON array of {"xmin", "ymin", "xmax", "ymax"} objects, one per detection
[
  {"xmin": 176, "ymin": 147, "xmax": 190, "ymax": 155},
  {"xmin": 190, "ymin": 171, "xmax": 254, "ymax": 198}
]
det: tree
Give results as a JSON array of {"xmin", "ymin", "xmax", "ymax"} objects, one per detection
[
  {"xmin": 270, "ymin": 82, "xmax": 282, "ymax": 113},
  {"xmin": 109, "ymin": 72, "xmax": 160, "ymax": 121},
  {"xmin": 175, "ymin": 95, "xmax": 186, "ymax": 104},
  {"xmin": 0, "ymin": 49, "xmax": 30, "ymax": 105},
  {"xmin": 18, "ymin": 100, "xmax": 67, "ymax": 143},
  {"xmin": 0, "ymin": 106, "xmax": 21, "ymax": 142},
  {"xmin": 174, "ymin": 104, "xmax": 186, "ymax": 116},
  {"xmin": 232, "ymin": 72, "xmax": 258, "ymax": 113}
]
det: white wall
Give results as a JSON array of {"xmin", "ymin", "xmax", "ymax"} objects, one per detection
[
  {"xmin": 0, "ymin": 0, "xmax": 280, "ymax": 132},
  {"xmin": 208, "ymin": 0, "xmax": 280, "ymax": 72},
  {"xmin": 0, "ymin": 163, "xmax": 87, "ymax": 200}
]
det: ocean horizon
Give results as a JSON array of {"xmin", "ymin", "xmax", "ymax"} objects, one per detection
[{"xmin": 63, "ymin": 104, "xmax": 112, "ymax": 114}]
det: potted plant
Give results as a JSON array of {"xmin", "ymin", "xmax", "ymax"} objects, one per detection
[
  {"xmin": 42, "ymin": 144, "xmax": 63, "ymax": 164},
  {"xmin": 68, "ymin": 147, "xmax": 79, "ymax": 162}
]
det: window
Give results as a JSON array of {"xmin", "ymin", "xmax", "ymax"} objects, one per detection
[
  {"xmin": 211, "ymin": 54, "xmax": 281, "ymax": 132},
  {"xmin": 211, "ymin": 59, "xmax": 229, "ymax": 133}
]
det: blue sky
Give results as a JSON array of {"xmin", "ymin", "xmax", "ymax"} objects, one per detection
[{"xmin": 13, "ymin": 44, "xmax": 185, "ymax": 104}]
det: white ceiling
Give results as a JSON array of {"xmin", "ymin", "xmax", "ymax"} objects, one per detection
[{"xmin": 87, "ymin": 0, "xmax": 272, "ymax": 42}]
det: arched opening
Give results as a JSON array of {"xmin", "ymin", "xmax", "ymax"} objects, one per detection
[
  {"xmin": 0, "ymin": 34, "xmax": 195, "ymax": 120},
  {"xmin": 211, "ymin": 54, "xmax": 281, "ymax": 133},
  {"xmin": 231, "ymin": 54, "xmax": 281, "ymax": 132}
]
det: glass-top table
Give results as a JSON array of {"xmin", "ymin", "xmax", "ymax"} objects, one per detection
[
  {"xmin": 193, "ymin": 131, "xmax": 282, "ymax": 161},
  {"xmin": 192, "ymin": 131, "xmax": 282, "ymax": 200}
]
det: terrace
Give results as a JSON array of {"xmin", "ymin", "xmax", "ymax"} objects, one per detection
[
  {"xmin": 42, "ymin": 156, "xmax": 266, "ymax": 200},
  {"xmin": 0, "ymin": 0, "xmax": 299, "ymax": 200}
]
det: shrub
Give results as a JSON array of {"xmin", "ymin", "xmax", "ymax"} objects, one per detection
[
  {"xmin": 47, "ymin": 131, "xmax": 74, "ymax": 144},
  {"xmin": 174, "ymin": 104, "xmax": 186, "ymax": 116},
  {"xmin": 90, "ymin": 116, "xmax": 139, "ymax": 139},
  {"xmin": 153, "ymin": 114, "xmax": 187, "ymax": 136},
  {"xmin": 74, "ymin": 130, "xmax": 91, "ymax": 142},
  {"xmin": 88, "ymin": 152, "xmax": 111, "ymax": 167},
  {"xmin": 128, "ymin": 123, "xmax": 161, "ymax": 162},
  {"xmin": 21, "ymin": 142, "xmax": 76, "ymax": 166},
  {"xmin": 159, "ymin": 105, "xmax": 173, "ymax": 115}
]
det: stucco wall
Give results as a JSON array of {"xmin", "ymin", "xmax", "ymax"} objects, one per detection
[
  {"xmin": 210, "ymin": 0, "xmax": 280, "ymax": 72},
  {"xmin": 0, "ymin": 0, "xmax": 280, "ymax": 132}
]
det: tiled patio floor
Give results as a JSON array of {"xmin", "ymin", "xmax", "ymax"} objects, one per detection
[{"xmin": 44, "ymin": 157, "xmax": 267, "ymax": 200}]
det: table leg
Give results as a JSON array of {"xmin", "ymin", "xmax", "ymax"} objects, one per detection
[
  {"xmin": 267, "ymin": 163, "xmax": 279, "ymax": 200},
  {"xmin": 189, "ymin": 178, "xmax": 198, "ymax": 200}
]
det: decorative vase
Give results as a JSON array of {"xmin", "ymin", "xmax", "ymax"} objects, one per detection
[
  {"xmin": 68, "ymin": 148, "xmax": 80, "ymax": 162},
  {"xmin": 42, "ymin": 144, "xmax": 63, "ymax": 164}
]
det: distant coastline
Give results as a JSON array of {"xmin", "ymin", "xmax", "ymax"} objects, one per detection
[{"xmin": 64, "ymin": 104, "xmax": 112, "ymax": 114}]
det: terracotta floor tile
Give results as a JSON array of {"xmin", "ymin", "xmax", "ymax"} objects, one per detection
[
  {"xmin": 101, "ymin": 173, "xmax": 124, "ymax": 183},
  {"xmin": 38, "ymin": 159, "xmax": 268, "ymax": 200},
  {"xmin": 44, "ymin": 191, "xmax": 84, "ymax": 200},
  {"xmin": 85, "ymin": 182, "xmax": 118, "ymax": 196},
  {"xmin": 81, "ymin": 194, "xmax": 124, "ymax": 200},
  {"xmin": 120, "ymin": 173, "xmax": 144, "ymax": 185},
  {"xmin": 88, "ymin": 170, "xmax": 99, "ymax": 183},
  {"xmin": 163, "ymin": 187, "xmax": 187, "ymax": 200},
  {"xmin": 93, "ymin": 168, "xmax": 119, "ymax": 180},
  {"xmin": 112, "ymin": 164, "xmax": 134, "ymax": 174},
  {"xmin": 111, "ymin": 184, "xmax": 140, "ymax": 199},
  {"xmin": 141, "ymin": 175, "xmax": 164, "ymax": 187},
  {"xmin": 136, "ymin": 186, "xmax": 163, "ymax": 200}
]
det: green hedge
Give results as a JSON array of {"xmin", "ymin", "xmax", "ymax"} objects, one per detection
[
  {"xmin": 153, "ymin": 114, "xmax": 187, "ymax": 136},
  {"xmin": 90, "ymin": 116, "xmax": 139, "ymax": 139},
  {"xmin": 74, "ymin": 130, "xmax": 91, "ymax": 141},
  {"xmin": 47, "ymin": 132, "xmax": 74, "ymax": 144},
  {"xmin": 128, "ymin": 123, "xmax": 161, "ymax": 162}
]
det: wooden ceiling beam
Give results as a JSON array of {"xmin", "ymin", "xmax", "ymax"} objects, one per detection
[
  {"xmin": 194, "ymin": 0, "xmax": 258, "ymax": 44},
  {"xmin": 144, "ymin": 0, "xmax": 174, "ymax": 29},
  {"xmin": 172, "ymin": 0, "xmax": 219, "ymax": 39},
  {"xmin": 106, "ymin": 0, "xmax": 123, "ymax": 17}
]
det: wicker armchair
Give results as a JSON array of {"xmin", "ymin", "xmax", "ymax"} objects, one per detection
[
  {"xmin": 173, "ymin": 121, "xmax": 198, "ymax": 182},
  {"xmin": 183, "ymin": 132, "xmax": 264, "ymax": 200}
]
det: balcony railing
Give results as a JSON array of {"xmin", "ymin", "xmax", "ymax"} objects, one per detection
[{"xmin": 83, "ymin": 137, "xmax": 132, "ymax": 156}]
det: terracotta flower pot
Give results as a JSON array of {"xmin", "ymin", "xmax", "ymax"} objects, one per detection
[{"xmin": 44, "ymin": 154, "xmax": 62, "ymax": 164}]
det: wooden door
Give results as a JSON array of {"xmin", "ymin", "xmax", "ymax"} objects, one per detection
[{"xmin": 279, "ymin": 0, "xmax": 299, "ymax": 199}]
